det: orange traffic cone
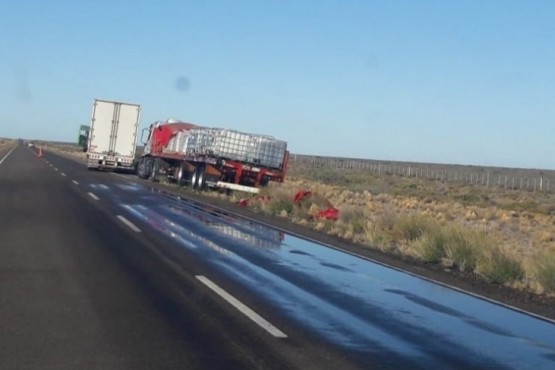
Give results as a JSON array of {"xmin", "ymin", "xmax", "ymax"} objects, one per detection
[{"xmin": 37, "ymin": 147, "xmax": 43, "ymax": 158}]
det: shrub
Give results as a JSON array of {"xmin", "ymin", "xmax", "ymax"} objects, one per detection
[
  {"xmin": 351, "ymin": 219, "xmax": 365, "ymax": 234},
  {"xmin": 477, "ymin": 248, "xmax": 524, "ymax": 284},
  {"xmin": 393, "ymin": 214, "xmax": 437, "ymax": 242},
  {"xmin": 534, "ymin": 252, "xmax": 555, "ymax": 293},
  {"xmin": 442, "ymin": 226, "xmax": 490, "ymax": 272},
  {"xmin": 375, "ymin": 207, "xmax": 397, "ymax": 231},
  {"xmin": 339, "ymin": 206, "xmax": 366, "ymax": 234},
  {"xmin": 315, "ymin": 220, "xmax": 335, "ymax": 233},
  {"xmin": 339, "ymin": 205, "xmax": 364, "ymax": 223},
  {"xmin": 269, "ymin": 199, "xmax": 294, "ymax": 215},
  {"xmin": 364, "ymin": 221, "xmax": 393, "ymax": 251},
  {"xmin": 413, "ymin": 230, "xmax": 447, "ymax": 263},
  {"xmin": 291, "ymin": 204, "xmax": 311, "ymax": 221},
  {"xmin": 412, "ymin": 225, "xmax": 493, "ymax": 273}
]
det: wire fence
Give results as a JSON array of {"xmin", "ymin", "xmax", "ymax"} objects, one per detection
[{"xmin": 289, "ymin": 154, "xmax": 555, "ymax": 192}]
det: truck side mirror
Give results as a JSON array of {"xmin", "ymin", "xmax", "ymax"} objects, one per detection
[{"xmin": 140, "ymin": 127, "xmax": 151, "ymax": 144}]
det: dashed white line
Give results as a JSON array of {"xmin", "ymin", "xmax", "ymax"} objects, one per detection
[
  {"xmin": 88, "ymin": 192, "xmax": 99, "ymax": 200},
  {"xmin": 195, "ymin": 275, "xmax": 287, "ymax": 338},
  {"xmin": 61, "ymin": 173, "xmax": 66, "ymax": 177},
  {"xmin": 54, "ymin": 167, "xmax": 58, "ymax": 171},
  {"xmin": 72, "ymin": 180, "xmax": 79, "ymax": 185},
  {"xmin": 117, "ymin": 215, "xmax": 141, "ymax": 233},
  {"xmin": 0, "ymin": 147, "xmax": 16, "ymax": 166}
]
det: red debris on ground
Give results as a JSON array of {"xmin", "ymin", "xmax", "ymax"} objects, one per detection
[
  {"xmin": 293, "ymin": 189, "xmax": 312, "ymax": 203},
  {"xmin": 315, "ymin": 207, "xmax": 340, "ymax": 221},
  {"xmin": 293, "ymin": 189, "xmax": 340, "ymax": 221},
  {"xmin": 239, "ymin": 188, "xmax": 340, "ymax": 221}
]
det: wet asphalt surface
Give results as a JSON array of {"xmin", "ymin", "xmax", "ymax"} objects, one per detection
[{"xmin": 1, "ymin": 145, "xmax": 554, "ymax": 369}]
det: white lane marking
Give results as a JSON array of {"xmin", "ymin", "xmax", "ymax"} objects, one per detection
[
  {"xmin": 196, "ymin": 275, "xmax": 287, "ymax": 338},
  {"xmin": 117, "ymin": 215, "xmax": 141, "ymax": 233},
  {"xmin": 72, "ymin": 180, "xmax": 79, "ymax": 185},
  {"xmin": 54, "ymin": 167, "xmax": 58, "ymax": 171},
  {"xmin": 0, "ymin": 147, "xmax": 16, "ymax": 166},
  {"xmin": 49, "ymin": 164, "xmax": 53, "ymax": 167},
  {"xmin": 61, "ymin": 173, "xmax": 66, "ymax": 177},
  {"xmin": 88, "ymin": 192, "xmax": 99, "ymax": 200}
]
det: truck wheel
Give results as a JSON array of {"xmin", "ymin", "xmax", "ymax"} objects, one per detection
[
  {"xmin": 191, "ymin": 165, "xmax": 206, "ymax": 190},
  {"xmin": 150, "ymin": 159, "xmax": 161, "ymax": 182},
  {"xmin": 144, "ymin": 158, "xmax": 154, "ymax": 179},
  {"xmin": 197, "ymin": 165, "xmax": 206, "ymax": 189},
  {"xmin": 137, "ymin": 158, "xmax": 148, "ymax": 179},
  {"xmin": 191, "ymin": 165, "xmax": 206, "ymax": 189},
  {"xmin": 191, "ymin": 165, "xmax": 199, "ymax": 188},
  {"xmin": 176, "ymin": 164, "xmax": 187, "ymax": 185}
]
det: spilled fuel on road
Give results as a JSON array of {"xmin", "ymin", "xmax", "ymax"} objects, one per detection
[{"xmin": 91, "ymin": 180, "xmax": 555, "ymax": 369}]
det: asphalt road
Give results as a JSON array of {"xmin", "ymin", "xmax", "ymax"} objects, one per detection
[
  {"xmin": 2, "ymin": 145, "xmax": 555, "ymax": 370},
  {"xmin": 0, "ymin": 145, "xmax": 359, "ymax": 370}
]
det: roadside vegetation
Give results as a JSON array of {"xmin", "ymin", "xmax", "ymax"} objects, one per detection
[
  {"xmin": 0, "ymin": 138, "xmax": 16, "ymax": 153},
  {"xmin": 238, "ymin": 163, "xmax": 555, "ymax": 296}
]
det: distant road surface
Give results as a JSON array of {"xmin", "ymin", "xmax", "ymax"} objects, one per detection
[{"xmin": 1, "ymin": 144, "xmax": 554, "ymax": 369}]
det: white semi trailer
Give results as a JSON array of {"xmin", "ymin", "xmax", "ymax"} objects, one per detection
[{"xmin": 86, "ymin": 99, "xmax": 141, "ymax": 171}]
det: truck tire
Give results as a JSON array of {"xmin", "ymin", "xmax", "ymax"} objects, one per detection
[
  {"xmin": 191, "ymin": 165, "xmax": 206, "ymax": 189},
  {"xmin": 197, "ymin": 165, "xmax": 206, "ymax": 189},
  {"xmin": 137, "ymin": 158, "xmax": 148, "ymax": 179},
  {"xmin": 176, "ymin": 164, "xmax": 187, "ymax": 185},
  {"xmin": 192, "ymin": 165, "xmax": 206, "ymax": 190},
  {"xmin": 146, "ymin": 159, "xmax": 154, "ymax": 177},
  {"xmin": 191, "ymin": 165, "xmax": 199, "ymax": 189},
  {"xmin": 150, "ymin": 159, "xmax": 161, "ymax": 182}
]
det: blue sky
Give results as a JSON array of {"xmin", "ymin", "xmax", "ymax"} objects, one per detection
[{"xmin": 1, "ymin": 1, "xmax": 554, "ymax": 169}]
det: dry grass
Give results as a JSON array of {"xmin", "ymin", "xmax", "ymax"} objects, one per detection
[
  {"xmin": 45, "ymin": 144, "xmax": 87, "ymax": 161},
  {"xmin": 269, "ymin": 163, "xmax": 555, "ymax": 293},
  {"xmin": 533, "ymin": 252, "xmax": 555, "ymax": 293},
  {"xmin": 0, "ymin": 138, "xmax": 15, "ymax": 151},
  {"xmin": 476, "ymin": 248, "xmax": 524, "ymax": 285},
  {"xmin": 0, "ymin": 139, "xmax": 17, "ymax": 159}
]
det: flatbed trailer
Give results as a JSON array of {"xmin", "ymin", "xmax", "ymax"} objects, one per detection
[{"xmin": 136, "ymin": 120, "xmax": 288, "ymax": 193}]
